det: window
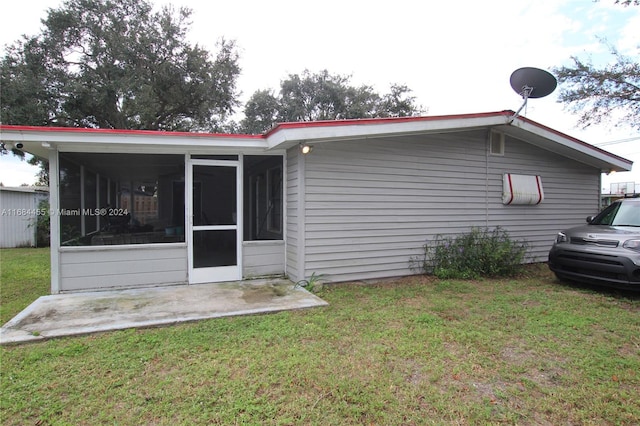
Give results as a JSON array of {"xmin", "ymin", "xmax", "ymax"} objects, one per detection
[
  {"xmin": 243, "ymin": 156, "xmax": 283, "ymax": 240},
  {"xmin": 59, "ymin": 153, "xmax": 185, "ymax": 246},
  {"xmin": 490, "ymin": 131, "xmax": 505, "ymax": 156},
  {"xmin": 590, "ymin": 201, "xmax": 640, "ymax": 226}
]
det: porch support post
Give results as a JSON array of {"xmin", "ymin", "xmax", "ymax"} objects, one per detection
[
  {"xmin": 296, "ymin": 149, "xmax": 306, "ymax": 282},
  {"xmin": 237, "ymin": 154, "xmax": 244, "ymax": 279},
  {"xmin": 96, "ymin": 173, "xmax": 100, "ymax": 231},
  {"xmin": 80, "ymin": 165, "xmax": 85, "ymax": 236},
  {"xmin": 49, "ymin": 149, "xmax": 60, "ymax": 294}
]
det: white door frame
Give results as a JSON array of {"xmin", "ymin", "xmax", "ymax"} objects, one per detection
[{"xmin": 187, "ymin": 157, "xmax": 243, "ymax": 284}]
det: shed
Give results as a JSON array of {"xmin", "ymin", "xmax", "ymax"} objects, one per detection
[
  {"xmin": 0, "ymin": 111, "xmax": 632, "ymax": 293},
  {"xmin": 0, "ymin": 186, "xmax": 49, "ymax": 248}
]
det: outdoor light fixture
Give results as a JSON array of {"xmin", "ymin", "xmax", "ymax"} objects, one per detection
[
  {"xmin": 1, "ymin": 142, "xmax": 26, "ymax": 155},
  {"xmin": 1, "ymin": 143, "xmax": 12, "ymax": 155},
  {"xmin": 300, "ymin": 143, "xmax": 313, "ymax": 154}
]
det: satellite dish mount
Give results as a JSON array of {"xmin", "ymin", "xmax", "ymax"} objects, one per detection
[
  {"xmin": 513, "ymin": 85, "xmax": 535, "ymax": 118},
  {"xmin": 508, "ymin": 67, "xmax": 557, "ymax": 123}
]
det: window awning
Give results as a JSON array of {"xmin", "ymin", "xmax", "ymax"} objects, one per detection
[{"xmin": 503, "ymin": 173, "xmax": 544, "ymax": 205}]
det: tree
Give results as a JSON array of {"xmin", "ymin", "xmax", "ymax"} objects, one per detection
[
  {"xmin": 240, "ymin": 70, "xmax": 425, "ymax": 134},
  {"xmin": 0, "ymin": 0, "xmax": 241, "ymax": 131},
  {"xmin": 554, "ymin": 0, "xmax": 639, "ymax": 131},
  {"xmin": 241, "ymin": 90, "xmax": 282, "ymax": 135},
  {"xmin": 553, "ymin": 44, "xmax": 639, "ymax": 131}
]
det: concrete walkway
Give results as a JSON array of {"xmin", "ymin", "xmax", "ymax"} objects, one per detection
[{"xmin": 0, "ymin": 279, "xmax": 328, "ymax": 345}]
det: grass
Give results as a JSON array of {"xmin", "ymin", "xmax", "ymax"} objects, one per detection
[
  {"xmin": 0, "ymin": 248, "xmax": 50, "ymax": 325},
  {"xmin": 1, "ymin": 248, "xmax": 639, "ymax": 425}
]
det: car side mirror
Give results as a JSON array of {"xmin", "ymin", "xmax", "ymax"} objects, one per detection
[{"xmin": 586, "ymin": 216, "xmax": 594, "ymax": 223}]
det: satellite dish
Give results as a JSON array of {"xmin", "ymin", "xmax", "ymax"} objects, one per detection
[
  {"xmin": 508, "ymin": 67, "xmax": 557, "ymax": 122},
  {"xmin": 510, "ymin": 67, "xmax": 557, "ymax": 99}
]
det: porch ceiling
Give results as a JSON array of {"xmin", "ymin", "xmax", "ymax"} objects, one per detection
[{"xmin": 62, "ymin": 152, "xmax": 184, "ymax": 182}]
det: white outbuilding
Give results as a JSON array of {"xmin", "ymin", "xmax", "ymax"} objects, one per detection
[{"xmin": 0, "ymin": 186, "xmax": 49, "ymax": 248}]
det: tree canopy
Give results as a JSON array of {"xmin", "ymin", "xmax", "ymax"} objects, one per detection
[
  {"xmin": 240, "ymin": 70, "xmax": 425, "ymax": 134},
  {"xmin": 1, "ymin": 0, "xmax": 429, "ymax": 184},
  {"xmin": 553, "ymin": 1, "xmax": 639, "ymax": 131},
  {"xmin": 553, "ymin": 44, "xmax": 639, "ymax": 131},
  {"xmin": 0, "ymin": 0, "xmax": 241, "ymax": 132}
]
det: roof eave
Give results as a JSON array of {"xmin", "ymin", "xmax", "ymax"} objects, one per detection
[
  {"xmin": 265, "ymin": 112, "xmax": 512, "ymax": 149},
  {"xmin": 0, "ymin": 126, "xmax": 269, "ymax": 158},
  {"xmin": 502, "ymin": 116, "xmax": 633, "ymax": 173},
  {"xmin": 1, "ymin": 112, "xmax": 632, "ymax": 173}
]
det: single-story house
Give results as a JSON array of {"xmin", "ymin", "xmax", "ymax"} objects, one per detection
[
  {"xmin": 0, "ymin": 111, "xmax": 632, "ymax": 293},
  {"xmin": 0, "ymin": 186, "xmax": 49, "ymax": 248}
]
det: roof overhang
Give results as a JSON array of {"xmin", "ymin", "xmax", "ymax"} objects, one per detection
[
  {"xmin": 498, "ymin": 115, "xmax": 632, "ymax": 173},
  {"xmin": 263, "ymin": 111, "xmax": 510, "ymax": 149},
  {"xmin": 0, "ymin": 110, "xmax": 632, "ymax": 173},
  {"xmin": 0, "ymin": 126, "xmax": 268, "ymax": 159}
]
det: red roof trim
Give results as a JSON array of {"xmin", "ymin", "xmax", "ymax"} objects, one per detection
[
  {"xmin": 0, "ymin": 125, "xmax": 262, "ymax": 139},
  {"xmin": 0, "ymin": 111, "xmax": 512, "ymax": 138},
  {"xmin": 0, "ymin": 110, "xmax": 632, "ymax": 167}
]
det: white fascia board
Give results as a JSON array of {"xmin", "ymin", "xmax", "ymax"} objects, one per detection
[
  {"xmin": 503, "ymin": 118, "xmax": 633, "ymax": 172},
  {"xmin": 265, "ymin": 115, "xmax": 508, "ymax": 149},
  {"xmin": 0, "ymin": 128, "xmax": 269, "ymax": 155}
]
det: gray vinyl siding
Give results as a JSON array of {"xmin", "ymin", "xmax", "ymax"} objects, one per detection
[
  {"xmin": 486, "ymin": 135, "xmax": 599, "ymax": 261},
  {"xmin": 299, "ymin": 130, "xmax": 600, "ymax": 283},
  {"xmin": 285, "ymin": 149, "xmax": 300, "ymax": 281},
  {"xmin": 59, "ymin": 244, "xmax": 187, "ymax": 292},
  {"xmin": 242, "ymin": 241, "xmax": 285, "ymax": 278}
]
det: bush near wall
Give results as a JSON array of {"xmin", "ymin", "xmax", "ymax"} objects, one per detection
[{"xmin": 417, "ymin": 227, "xmax": 528, "ymax": 279}]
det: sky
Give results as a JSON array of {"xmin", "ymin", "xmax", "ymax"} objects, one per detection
[{"xmin": 0, "ymin": 0, "xmax": 638, "ymax": 191}]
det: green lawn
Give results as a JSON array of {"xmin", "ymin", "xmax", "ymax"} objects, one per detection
[
  {"xmin": 1, "ymin": 248, "xmax": 639, "ymax": 425},
  {"xmin": 0, "ymin": 248, "xmax": 50, "ymax": 325}
]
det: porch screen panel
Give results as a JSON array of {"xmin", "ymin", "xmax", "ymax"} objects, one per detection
[
  {"xmin": 193, "ymin": 230, "xmax": 237, "ymax": 268},
  {"xmin": 243, "ymin": 155, "xmax": 284, "ymax": 241},
  {"xmin": 58, "ymin": 153, "xmax": 185, "ymax": 246}
]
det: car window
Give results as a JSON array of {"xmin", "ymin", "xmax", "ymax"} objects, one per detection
[
  {"xmin": 591, "ymin": 203, "xmax": 621, "ymax": 225},
  {"xmin": 590, "ymin": 201, "xmax": 640, "ymax": 226}
]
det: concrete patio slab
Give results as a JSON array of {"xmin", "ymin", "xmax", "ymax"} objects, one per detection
[{"xmin": 0, "ymin": 279, "xmax": 328, "ymax": 345}]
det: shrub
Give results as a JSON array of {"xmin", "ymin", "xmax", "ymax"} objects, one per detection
[
  {"xmin": 294, "ymin": 272, "xmax": 327, "ymax": 293},
  {"xmin": 418, "ymin": 227, "xmax": 528, "ymax": 279},
  {"xmin": 30, "ymin": 199, "xmax": 50, "ymax": 247}
]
